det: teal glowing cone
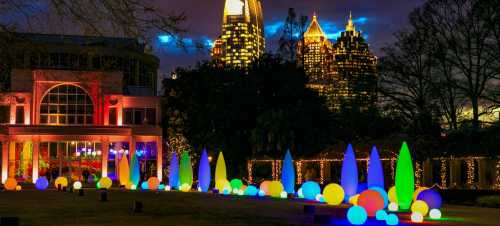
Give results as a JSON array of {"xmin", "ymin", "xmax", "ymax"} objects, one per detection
[
  {"xmin": 130, "ymin": 154, "xmax": 140, "ymax": 186},
  {"xmin": 395, "ymin": 142, "xmax": 414, "ymax": 210},
  {"xmin": 281, "ymin": 150, "xmax": 295, "ymax": 194}
]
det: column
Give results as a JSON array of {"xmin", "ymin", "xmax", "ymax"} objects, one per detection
[
  {"xmin": 32, "ymin": 140, "xmax": 40, "ymax": 183},
  {"xmin": 129, "ymin": 136, "xmax": 135, "ymax": 159},
  {"xmin": 1, "ymin": 141, "xmax": 8, "ymax": 183},
  {"xmin": 156, "ymin": 137, "xmax": 163, "ymax": 182},
  {"xmin": 422, "ymin": 158, "xmax": 433, "ymax": 187},
  {"xmin": 101, "ymin": 139, "xmax": 109, "ymax": 178}
]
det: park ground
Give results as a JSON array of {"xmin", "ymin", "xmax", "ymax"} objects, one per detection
[{"xmin": 0, "ymin": 189, "xmax": 499, "ymax": 226}]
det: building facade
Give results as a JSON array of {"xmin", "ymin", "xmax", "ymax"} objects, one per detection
[
  {"xmin": 212, "ymin": 0, "xmax": 265, "ymax": 68},
  {"xmin": 0, "ymin": 34, "xmax": 162, "ymax": 185}
]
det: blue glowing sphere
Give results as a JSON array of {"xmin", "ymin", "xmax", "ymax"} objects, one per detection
[
  {"xmin": 375, "ymin": 210, "xmax": 387, "ymax": 221},
  {"xmin": 35, "ymin": 177, "xmax": 49, "ymax": 190},
  {"xmin": 244, "ymin": 185, "xmax": 259, "ymax": 196},
  {"xmin": 301, "ymin": 181, "xmax": 321, "ymax": 200},
  {"xmin": 369, "ymin": 187, "xmax": 389, "ymax": 208},
  {"xmin": 347, "ymin": 206, "xmax": 368, "ymax": 225},
  {"xmin": 385, "ymin": 213, "xmax": 399, "ymax": 225},
  {"xmin": 141, "ymin": 181, "xmax": 149, "ymax": 190},
  {"xmin": 417, "ymin": 189, "xmax": 442, "ymax": 209}
]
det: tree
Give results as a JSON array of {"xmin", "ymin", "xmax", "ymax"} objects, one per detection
[{"xmin": 278, "ymin": 8, "xmax": 308, "ymax": 63}]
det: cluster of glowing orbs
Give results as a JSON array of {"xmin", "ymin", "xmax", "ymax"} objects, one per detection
[
  {"xmin": 118, "ymin": 155, "xmax": 130, "ymax": 186},
  {"xmin": 216, "ymin": 179, "xmax": 231, "ymax": 193},
  {"xmin": 395, "ymin": 142, "xmax": 415, "ymax": 210},
  {"xmin": 230, "ymin": 179, "xmax": 243, "ymax": 191},
  {"xmin": 301, "ymin": 181, "xmax": 321, "ymax": 200},
  {"xmin": 179, "ymin": 151, "xmax": 193, "ymax": 188},
  {"xmin": 386, "ymin": 214, "xmax": 399, "ymax": 225},
  {"xmin": 130, "ymin": 154, "xmax": 140, "ymax": 187},
  {"xmin": 375, "ymin": 210, "xmax": 387, "ymax": 221},
  {"xmin": 341, "ymin": 144, "xmax": 358, "ymax": 199},
  {"xmin": 388, "ymin": 202, "xmax": 399, "ymax": 212},
  {"xmin": 388, "ymin": 186, "xmax": 398, "ymax": 203},
  {"xmin": 413, "ymin": 187, "xmax": 428, "ymax": 201},
  {"xmin": 259, "ymin": 180, "xmax": 271, "ymax": 195},
  {"xmin": 429, "ymin": 209, "xmax": 442, "ymax": 219},
  {"xmin": 411, "ymin": 212, "xmax": 424, "ymax": 223},
  {"xmin": 281, "ymin": 150, "xmax": 295, "ymax": 194},
  {"xmin": 147, "ymin": 177, "xmax": 160, "ymax": 191},
  {"xmin": 322, "ymin": 183, "xmax": 345, "ymax": 205},
  {"xmin": 349, "ymin": 194, "xmax": 360, "ymax": 205},
  {"xmin": 73, "ymin": 181, "xmax": 82, "ymax": 190},
  {"xmin": 357, "ymin": 189, "xmax": 385, "ymax": 217},
  {"xmin": 198, "ymin": 149, "xmax": 211, "ymax": 192},
  {"xmin": 417, "ymin": 189, "xmax": 442, "ymax": 209},
  {"xmin": 411, "ymin": 200, "xmax": 429, "ymax": 216},
  {"xmin": 168, "ymin": 152, "xmax": 179, "ymax": 189},
  {"xmin": 367, "ymin": 146, "xmax": 384, "ymax": 189},
  {"xmin": 98, "ymin": 177, "xmax": 112, "ymax": 189},
  {"xmin": 369, "ymin": 187, "xmax": 389, "ymax": 208},
  {"xmin": 346, "ymin": 206, "xmax": 368, "ymax": 225},
  {"xmin": 54, "ymin": 177, "xmax": 68, "ymax": 188},
  {"xmin": 268, "ymin": 181, "xmax": 284, "ymax": 198},
  {"xmin": 215, "ymin": 152, "xmax": 227, "ymax": 192},
  {"xmin": 141, "ymin": 181, "xmax": 149, "ymax": 190},
  {"xmin": 35, "ymin": 177, "xmax": 49, "ymax": 190}
]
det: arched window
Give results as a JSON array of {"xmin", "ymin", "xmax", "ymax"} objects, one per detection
[{"xmin": 40, "ymin": 84, "xmax": 93, "ymax": 125}]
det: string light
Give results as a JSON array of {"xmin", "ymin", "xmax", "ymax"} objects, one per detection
[
  {"xmin": 390, "ymin": 158, "xmax": 396, "ymax": 184},
  {"xmin": 320, "ymin": 160, "xmax": 325, "ymax": 185},
  {"xmin": 271, "ymin": 160, "xmax": 276, "ymax": 181},
  {"xmin": 247, "ymin": 160, "xmax": 253, "ymax": 184},
  {"xmin": 415, "ymin": 162, "xmax": 422, "ymax": 187},
  {"xmin": 466, "ymin": 159, "xmax": 475, "ymax": 187},
  {"xmin": 496, "ymin": 160, "xmax": 500, "ymax": 189},
  {"xmin": 440, "ymin": 159, "xmax": 447, "ymax": 189},
  {"xmin": 296, "ymin": 160, "xmax": 303, "ymax": 185}
]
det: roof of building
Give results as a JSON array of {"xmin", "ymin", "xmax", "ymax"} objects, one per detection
[{"xmin": 304, "ymin": 14, "xmax": 327, "ymax": 40}]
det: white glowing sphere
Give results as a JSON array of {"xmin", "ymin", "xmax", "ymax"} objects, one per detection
[
  {"xmin": 429, "ymin": 209, "xmax": 442, "ymax": 219},
  {"xmin": 165, "ymin": 185, "xmax": 171, "ymax": 191},
  {"xmin": 388, "ymin": 202, "xmax": 399, "ymax": 212},
  {"xmin": 238, "ymin": 190, "xmax": 244, "ymax": 196},
  {"xmin": 280, "ymin": 191, "xmax": 288, "ymax": 199},
  {"xmin": 297, "ymin": 188, "xmax": 304, "ymax": 198},
  {"xmin": 232, "ymin": 188, "xmax": 239, "ymax": 194},
  {"xmin": 131, "ymin": 184, "xmax": 137, "ymax": 190},
  {"xmin": 411, "ymin": 212, "xmax": 424, "ymax": 223},
  {"xmin": 73, "ymin": 181, "xmax": 82, "ymax": 190},
  {"xmin": 315, "ymin": 194, "xmax": 323, "ymax": 202},
  {"xmin": 198, "ymin": 187, "xmax": 202, "ymax": 192}
]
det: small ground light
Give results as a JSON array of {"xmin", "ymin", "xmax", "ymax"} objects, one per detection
[
  {"xmin": 280, "ymin": 191, "xmax": 287, "ymax": 198},
  {"xmin": 375, "ymin": 210, "xmax": 387, "ymax": 220},
  {"xmin": 15, "ymin": 185, "xmax": 21, "ymax": 191},
  {"xmin": 73, "ymin": 181, "xmax": 82, "ymax": 190},
  {"xmin": 165, "ymin": 185, "xmax": 171, "ymax": 191},
  {"xmin": 386, "ymin": 213, "xmax": 399, "ymax": 225},
  {"xmin": 258, "ymin": 190, "xmax": 266, "ymax": 196},
  {"xmin": 388, "ymin": 202, "xmax": 398, "ymax": 211},
  {"xmin": 131, "ymin": 184, "xmax": 137, "ymax": 190},
  {"xmin": 411, "ymin": 212, "xmax": 424, "ymax": 223},
  {"xmin": 429, "ymin": 209, "xmax": 442, "ymax": 219},
  {"xmin": 347, "ymin": 206, "xmax": 368, "ymax": 225}
]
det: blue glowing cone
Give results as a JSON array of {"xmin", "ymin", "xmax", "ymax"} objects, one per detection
[{"xmin": 281, "ymin": 150, "xmax": 295, "ymax": 194}]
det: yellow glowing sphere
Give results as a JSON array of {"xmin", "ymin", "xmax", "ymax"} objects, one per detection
[
  {"xmin": 411, "ymin": 212, "xmax": 424, "ymax": 223},
  {"xmin": 411, "ymin": 200, "xmax": 429, "ymax": 216},
  {"xmin": 349, "ymin": 194, "xmax": 360, "ymax": 205},
  {"xmin": 322, "ymin": 183, "xmax": 345, "ymax": 206},
  {"xmin": 4, "ymin": 178, "xmax": 17, "ymax": 190},
  {"xmin": 54, "ymin": 177, "xmax": 68, "ymax": 188},
  {"xmin": 216, "ymin": 179, "xmax": 230, "ymax": 192},
  {"xmin": 388, "ymin": 202, "xmax": 399, "ymax": 212},
  {"xmin": 268, "ymin": 181, "xmax": 284, "ymax": 198},
  {"xmin": 15, "ymin": 185, "xmax": 21, "ymax": 191},
  {"xmin": 413, "ymin": 187, "xmax": 428, "ymax": 201},
  {"xmin": 147, "ymin": 177, "xmax": 160, "ymax": 191},
  {"xmin": 429, "ymin": 209, "xmax": 442, "ymax": 219},
  {"xmin": 73, "ymin": 181, "xmax": 82, "ymax": 190},
  {"xmin": 180, "ymin": 183, "xmax": 191, "ymax": 192},
  {"xmin": 388, "ymin": 186, "xmax": 398, "ymax": 203},
  {"xmin": 98, "ymin": 177, "xmax": 112, "ymax": 189}
]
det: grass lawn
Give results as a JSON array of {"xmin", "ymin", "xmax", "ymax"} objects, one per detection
[{"xmin": 0, "ymin": 189, "xmax": 499, "ymax": 226}]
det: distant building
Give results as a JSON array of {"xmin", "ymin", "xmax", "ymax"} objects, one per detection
[
  {"xmin": 212, "ymin": 0, "xmax": 265, "ymax": 68},
  {"xmin": 0, "ymin": 33, "xmax": 163, "ymax": 184}
]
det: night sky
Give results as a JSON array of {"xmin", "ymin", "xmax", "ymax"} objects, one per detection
[{"xmin": 155, "ymin": 0, "xmax": 426, "ymax": 75}]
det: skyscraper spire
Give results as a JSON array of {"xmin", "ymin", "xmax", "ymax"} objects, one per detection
[{"xmin": 346, "ymin": 11, "xmax": 356, "ymax": 32}]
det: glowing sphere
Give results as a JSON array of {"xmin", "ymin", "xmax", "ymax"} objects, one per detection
[
  {"xmin": 349, "ymin": 194, "xmax": 360, "ymax": 205},
  {"xmin": 15, "ymin": 185, "xmax": 21, "ymax": 191},
  {"xmin": 417, "ymin": 189, "xmax": 442, "ymax": 209},
  {"xmin": 347, "ymin": 206, "xmax": 368, "ymax": 225},
  {"xmin": 301, "ymin": 181, "xmax": 321, "ymax": 200},
  {"xmin": 386, "ymin": 214, "xmax": 399, "ymax": 225},
  {"xmin": 165, "ymin": 185, "xmax": 171, "ymax": 191},
  {"xmin": 322, "ymin": 183, "xmax": 345, "ymax": 205},
  {"xmin": 180, "ymin": 183, "xmax": 191, "ymax": 192},
  {"xmin": 73, "ymin": 181, "xmax": 82, "ymax": 190},
  {"xmin": 147, "ymin": 177, "xmax": 160, "ymax": 191},
  {"xmin": 223, "ymin": 188, "xmax": 230, "ymax": 195},
  {"xmin": 411, "ymin": 212, "xmax": 424, "ymax": 223},
  {"xmin": 413, "ymin": 187, "xmax": 428, "ymax": 201},
  {"xmin": 429, "ymin": 209, "xmax": 442, "ymax": 219},
  {"xmin": 358, "ymin": 189, "xmax": 385, "ymax": 217},
  {"xmin": 141, "ymin": 181, "xmax": 149, "ymax": 190},
  {"xmin": 411, "ymin": 200, "xmax": 429, "ymax": 216},
  {"xmin": 241, "ymin": 185, "xmax": 247, "ymax": 192},
  {"xmin": 54, "ymin": 177, "xmax": 68, "ymax": 188},
  {"xmin": 388, "ymin": 186, "xmax": 398, "ymax": 203},
  {"xmin": 375, "ymin": 210, "xmax": 387, "ymax": 221},
  {"xmin": 35, "ymin": 177, "xmax": 49, "ymax": 190},
  {"xmin": 230, "ymin": 179, "xmax": 243, "ymax": 191},
  {"xmin": 280, "ymin": 191, "xmax": 287, "ymax": 199},
  {"xmin": 158, "ymin": 184, "xmax": 165, "ymax": 190},
  {"xmin": 369, "ymin": 187, "xmax": 388, "ymax": 208},
  {"xmin": 297, "ymin": 188, "xmax": 304, "ymax": 198},
  {"xmin": 388, "ymin": 202, "xmax": 399, "ymax": 212},
  {"xmin": 259, "ymin": 181, "xmax": 271, "ymax": 195},
  {"xmin": 268, "ymin": 181, "xmax": 284, "ymax": 198},
  {"xmin": 98, "ymin": 177, "xmax": 112, "ymax": 189},
  {"xmin": 258, "ymin": 190, "xmax": 266, "ymax": 196},
  {"xmin": 244, "ymin": 185, "xmax": 259, "ymax": 196},
  {"xmin": 237, "ymin": 190, "xmax": 244, "ymax": 196},
  {"xmin": 315, "ymin": 194, "xmax": 323, "ymax": 202},
  {"xmin": 130, "ymin": 184, "xmax": 137, "ymax": 190},
  {"xmin": 216, "ymin": 179, "xmax": 231, "ymax": 192}
]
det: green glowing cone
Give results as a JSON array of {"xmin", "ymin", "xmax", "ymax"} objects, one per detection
[
  {"xmin": 179, "ymin": 151, "xmax": 193, "ymax": 187},
  {"xmin": 395, "ymin": 142, "xmax": 414, "ymax": 210}
]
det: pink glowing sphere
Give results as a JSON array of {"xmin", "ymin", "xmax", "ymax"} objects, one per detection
[{"xmin": 357, "ymin": 189, "xmax": 385, "ymax": 217}]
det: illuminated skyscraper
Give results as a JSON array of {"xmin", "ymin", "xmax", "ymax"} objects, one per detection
[
  {"xmin": 212, "ymin": 0, "xmax": 265, "ymax": 68},
  {"xmin": 332, "ymin": 12, "xmax": 378, "ymax": 111}
]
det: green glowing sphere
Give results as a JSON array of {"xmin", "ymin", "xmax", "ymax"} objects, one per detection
[
  {"xmin": 230, "ymin": 179, "xmax": 243, "ymax": 190},
  {"xmin": 395, "ymin": 142, "xmax": 414, "ymax": 210}
]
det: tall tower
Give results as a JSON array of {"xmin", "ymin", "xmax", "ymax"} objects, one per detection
[
  {"xmin": 212, "ymin": 0, "xmax": 265, "ymax": 68},
  {"xmin": 332, "ymin": 12, "xmax": 378, "ymax": 111}
]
